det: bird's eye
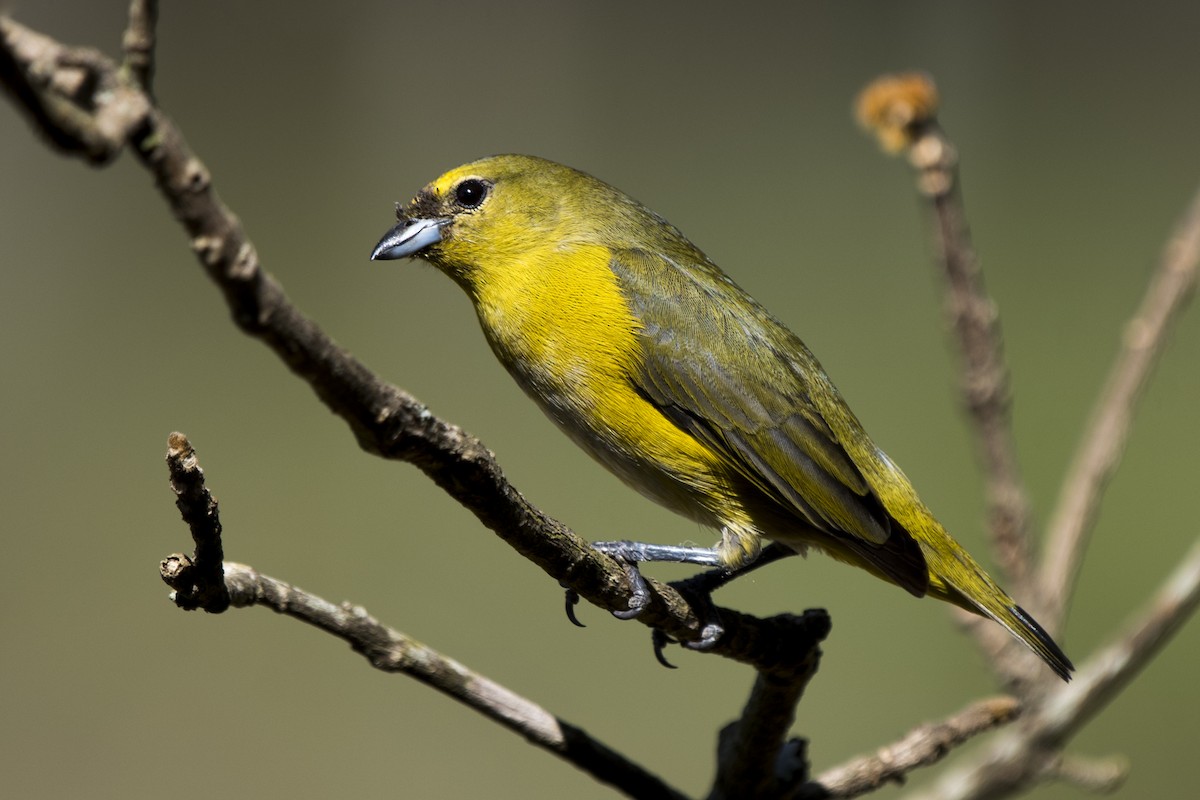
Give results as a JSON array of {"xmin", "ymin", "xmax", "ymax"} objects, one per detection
[{"xmin": 454, "ymin": 179, "xmax": 489, "ymax": 209}]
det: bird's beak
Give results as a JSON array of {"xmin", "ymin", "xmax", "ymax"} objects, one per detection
[{"xmin": 370, "ymin": 217, "xmax": 450, "ymax": 261}]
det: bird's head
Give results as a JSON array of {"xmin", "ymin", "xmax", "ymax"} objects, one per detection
[{"xmin": 370, "ymin": 154, "xmax": 676, "ymax": 292}]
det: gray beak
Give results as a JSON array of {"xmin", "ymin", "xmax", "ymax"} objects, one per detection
[{"xmin": 370, "ymin": 217, "xmax": 449, "ymax": 260}]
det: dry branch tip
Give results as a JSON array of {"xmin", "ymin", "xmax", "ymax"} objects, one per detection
[
  {"xmin": 163, "ymin": 432, "xmax": 229, "ymax": 612},
  {"xmin": 856, "ymin": 72, "xmax": 940, "ymax": 154}
]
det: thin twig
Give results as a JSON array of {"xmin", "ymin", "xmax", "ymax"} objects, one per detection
[
  {"xmin": 792, "ymin": 696, "xmax": 1020, "ymax": 800},
  {"xmin": 159, "ymin": 432, "xmax": 688, "ymax": 800},
  {"xmin": 161, "ymin": 432, "xmax": 228, "ymax": 612},
  {"xmin": 121, "ymin": 0, "xmax": 157, "ymax": 96},
  {"xmin": 1033, "ymin": 537, "xmax": 1200, "ymax": 744},
  {"xmin": 1039, "ymin": 185, "xmax": 1200, "ymax": 627},
  {"xmin": 856, "ymin": 74, "xmax": 1035, "ymax": 596},
  {"xmin": 221, "ymin": 563, "xmax": 691, "ymax": 800}
]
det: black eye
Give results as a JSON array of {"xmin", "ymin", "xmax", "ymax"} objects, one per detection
[{"xmin": 454, "ymin": 179, "xmax": 489, "ymax": 209}]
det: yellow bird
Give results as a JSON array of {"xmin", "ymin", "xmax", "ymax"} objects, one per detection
[{"xmin": 370, "ymin": 154, "xmax": 1073, "ymax": 681}]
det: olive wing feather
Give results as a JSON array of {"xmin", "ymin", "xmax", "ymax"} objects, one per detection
[{"xmin": 609, "ymin": 248, "xmax": 929, "ymax": 595}]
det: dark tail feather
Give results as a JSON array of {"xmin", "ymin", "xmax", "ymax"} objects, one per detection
[{"xmin": 1009, "ymin": 605, "xmax": 1074, "ymax": 681}]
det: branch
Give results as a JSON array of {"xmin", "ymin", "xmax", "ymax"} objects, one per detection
[
  {"xmin": 0, "ymin": 13, "xmax": 822, "ymax": 678},
  {"xmin": 853, "ymin": 69, "xmax": 1200, "ymax": 800},
  {"xmin": 856, "ymin": 74, "xmax": 1034, "ymax": 596},
  {"xmin": 710, "ymin": 616, "xmax": 829, "ymax": 800},
  {"xmin": 0, "ymin": 16, "xmax": 149, "ymax": 164},
  {"xmin": 13, "ymin": 10, "xmax": 1193, "ymax": 794},
  {"xmin": 793, "ymin": 696, "xmax": 1021, "ymax": 799},
  {"xmin": 1033, "ymin": 536, "xmax": 1200, "ymax": 745},
  {"xmin": 904, "ymin": 536, "xmax": 1200, "ymax": 800},
  {"xmin": 159, "ymin": 432, "xmax": 690, "ymax": 800},
  {"xmin": 161, "ymin": 432, "xmax": 228, "ymax": 613},
  {"xmin": 1039, "ymin": 186, "xmax": 1200, "ymax": 626},
  {"xmin": 121, "ymin": 0, "xmax": 158, "ymax": 96}
]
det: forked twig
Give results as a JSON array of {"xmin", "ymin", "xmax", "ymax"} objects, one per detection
[{"xmin": 161, "ymin": 432, "xmax": 689, "ymax": 800}]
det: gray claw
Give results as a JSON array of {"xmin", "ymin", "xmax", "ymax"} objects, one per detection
[
  {"xmin": 563, "ymin": 587, "xmax": 586, "ymax": 627},
  {"xmin": 611, "ymin": 560, "xmax": 651, "ymax": 619},
  {"xmin": 684, "ymin": 621, "xmax": 725, "ymax": 650}
]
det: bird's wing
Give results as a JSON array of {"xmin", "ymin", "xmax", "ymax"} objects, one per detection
[{"xmin": 610, "ymin": 247, "xmax": 929, "ymax": 595}]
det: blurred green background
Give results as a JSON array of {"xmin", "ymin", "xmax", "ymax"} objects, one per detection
[{"xmin": 2, "ymin": 2, "xmax": 1198, "ymax": 798}]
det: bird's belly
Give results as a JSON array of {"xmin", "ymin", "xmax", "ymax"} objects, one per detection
[{"xmin": 504, "ymin": 352, "xmax": 729, "ymax": 530}]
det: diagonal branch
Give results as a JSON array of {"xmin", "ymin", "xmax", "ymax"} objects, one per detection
[
  {"xmin": 1031, "ymin": 536, "xmax": 1200, "ymax": 745},
  {"xmin": 0, "ymin": 14, "xmax": 819, "ymax": 677},
  {"xmin": 1039, "ymin": 185, "xmax": 1200, "ymax": 626},
  {"xmin": 160, "ymin": 433, "xmax": 689, "ymax": 800},
  {"xmin": 793, "ymin": 696, "xmax": 1021, "ymax": 799},
  {"xmin": 227, "ymin": 563, "xmax": 693, "ymax": 800}
]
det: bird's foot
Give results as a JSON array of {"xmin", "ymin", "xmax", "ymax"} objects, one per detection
[
  {"xmin": 564, "ymin": 540, "xmax": 795, "ymax": 667},
  {"xmin": 591, "ymin": 541, "xmax": 658, "ymax": 619}
]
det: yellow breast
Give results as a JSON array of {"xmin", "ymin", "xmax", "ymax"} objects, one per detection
[{"xmin": 470, "ymin": 241, "xmax": 741, "ymax": 528}]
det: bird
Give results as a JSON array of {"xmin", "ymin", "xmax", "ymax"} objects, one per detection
[{"xmin": 370, "ymin": 154, "xmax": 1073, "ymax": 681}]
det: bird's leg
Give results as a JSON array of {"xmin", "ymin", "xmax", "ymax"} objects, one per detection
[
  {"xmin": 669, "ymin": 541, "xmax": 797, "ymax": 597},
  {"xmin": 590, "ymin": 540, "xmax": 726, "ymax": 619},
  {"xmin": 564, "ymin": 543, "xmax": 723, "ymax": 626},
  {"xmin": 591, "ymin": 540, "xmax": 729, "ymax": 567},
  {"xmin": 592, "ymin": 539, "xmax": 797, "ymax": 615},
  {"xmin": 567, "ymin": 538, "xmax": 797, "ymax": 664}
]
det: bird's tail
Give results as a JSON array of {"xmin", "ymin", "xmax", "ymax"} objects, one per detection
[
  {"xmin": 928, "ymin": 553, "xmax": 1074, "ymax": 681},
  {"xmin": 854, "ymin": 445, "xmax": 1073, "ymax": 679}
]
